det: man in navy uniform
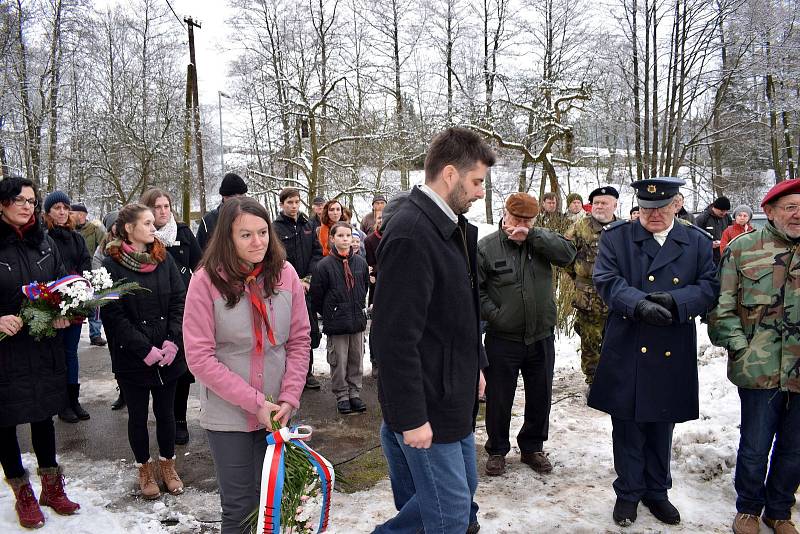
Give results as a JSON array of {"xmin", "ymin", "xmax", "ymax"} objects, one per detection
[{"xmin": 588, "ymin": 177, "xmax": 719, "ymax": 527}]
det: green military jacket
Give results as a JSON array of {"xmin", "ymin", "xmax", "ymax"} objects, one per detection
[
  {"xmin": 478, "ymin": 224, "xmax": 576, "ymax": 344},
  {"xmin": 78, "ymin": 220, "xmax": 106, "ymax": 256},
  {"xmin": 709, "ymin": 223, "xmax": 800, "ymax": 392},
  {"xmin": 564, "ymin": 215, "xmax": 615, "ymax": 314}
]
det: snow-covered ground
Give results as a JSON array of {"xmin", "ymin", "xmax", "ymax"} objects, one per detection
[{"xmin": 0, "ymin": 323, "xmax": 748, "ymax": 533}]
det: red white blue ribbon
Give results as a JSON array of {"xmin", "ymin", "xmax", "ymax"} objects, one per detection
[
  {"xmin": 258, "ymin": 426, "xmax": 334, "ymax": 534},
  {"xmin": 22, "ymin": 275, "xmax": 120, "ymax": 302}
]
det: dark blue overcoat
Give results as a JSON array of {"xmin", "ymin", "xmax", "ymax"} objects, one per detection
[{"xmin": 587, "ymin": 219, "xmax": 719, "ymax": 423}]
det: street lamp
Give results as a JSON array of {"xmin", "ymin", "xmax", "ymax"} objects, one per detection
[{"xmin": 218, "ymin": 91, "xmax": 230, "ymax": 173}]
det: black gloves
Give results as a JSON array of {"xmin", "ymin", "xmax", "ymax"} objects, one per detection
[
  {"xmin": 646, "ymin": 291, "xmax": 677, "ymax": 315},
  {"xmin": 634, "ymin": 299, "xmax": 673, "ymax": 326}
]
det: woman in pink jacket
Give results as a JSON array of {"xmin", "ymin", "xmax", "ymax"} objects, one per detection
[{"xmin": 183, "ymin": 197, "xmax": 310, "ymax": 533}]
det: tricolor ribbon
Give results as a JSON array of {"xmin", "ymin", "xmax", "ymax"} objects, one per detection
[
  {"xmin": 257, "ymin": 426, "xmax": 334, "ymax": 534},
  {"xmin": 22, "ymin": 275, "xmax": 120, "ymax": 302}
]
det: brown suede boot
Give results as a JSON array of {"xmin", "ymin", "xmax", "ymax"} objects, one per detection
[
  {"xmin": 6, "ymin": 470, "xmax": 45, "ymax": 529},
  {"xmin": 38, "ymin": 466, "xmax": 80, "ymax": 515},
  {"xmin": 158, "ymin": 457, "xmax": 184, "ymax": 495},
  {"xmin": 137, "ymin": 461, "xmax": 161, "ymax": 500}
]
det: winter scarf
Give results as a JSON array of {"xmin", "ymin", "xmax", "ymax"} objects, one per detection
[
  {"xmin": 154, "ymin": 214, "xmax": 178, "ymax": 247},
  {"xmin": 244, "ymin": 263, "xmax": 276, "ymax": 355},
  {"xmin": 106, "ymin": 238, "xmax": 166, "ymax": 273},
  {"xmin": 13, "ymin": 216, "xmax": 37, "ymax": 240},
  {"xmin": 318, "ymin": 223, "xmax": 332, "ymax": 256},
  {"xmin": 332, "ymin": 248, "xmax": 356, "ymax": 291}
]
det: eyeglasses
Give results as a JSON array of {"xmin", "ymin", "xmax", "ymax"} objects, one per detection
[
  {"xmin": 11, "ymin": 196, "xmax": 37, "ymax": 207},
  {"xmin": 775, "ymin": 204, "xmax": 800, "ymax": 215}
]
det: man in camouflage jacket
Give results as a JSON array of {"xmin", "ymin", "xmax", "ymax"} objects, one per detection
[
  {"xmin": 709, "ymin": 179, "xmax": 800, "ymax": 534},
  {"xmin": 564, "ymin": 186, "xmax": 619, "ymax": 385},
  {"xmin": 534, "ymin": 192, "xmax": 569, "ymax": 234}
]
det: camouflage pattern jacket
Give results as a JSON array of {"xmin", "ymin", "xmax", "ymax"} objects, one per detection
[
  {"xmin": 709, "ymin": 223, "xmax": 800, "ymax": 392},
  {"xmin": 564, "ymin": 215, "xmax": 616, "ymax": 314},
  {"xmin": 534, "ymin": 211, "xmax": 569, "ymax": 234}
]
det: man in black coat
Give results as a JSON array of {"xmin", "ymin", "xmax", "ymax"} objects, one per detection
[
  {"xmin": 274, "ymin": 187, "xmax": 323, "ymax": 390},
  {"xmin": 695, "ymin": 196, "xmax": 732, "ymax": 264},
  {"xmin": 371, "ymin": 128, "xmax": 495, "ymax": 534},
  {"xmin": 589, "ymin": 177, "xmax": 719, "ymax": 528},
  {"xmin": 196, "ymin": 173, "xmax": 248, "ymax": 250}
]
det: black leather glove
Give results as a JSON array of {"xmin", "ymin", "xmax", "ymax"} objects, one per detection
[
  {"xmin": 634, "ymin": 299, "xmax": 673, "ymax": 326},
  {"xmin": 646, "ymin": 291, "xmax": 677, "ymax": 315}
]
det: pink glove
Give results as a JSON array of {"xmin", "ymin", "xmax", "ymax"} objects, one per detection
[
  {"xmin": 160, "ymin": 340, "xmax": 178, "ymax": 366},
  {"xmin": 143, "ymin": 347, "xmax": 163, "ymax": 366}
]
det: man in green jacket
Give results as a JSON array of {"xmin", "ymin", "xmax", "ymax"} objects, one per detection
[
  {"xmin": 709, "ymin": 179, "xmax": 800, "ymax": 534},
  {"xmin": 478, "ymin": 192, "xmax": 576, "ymax": 477}
]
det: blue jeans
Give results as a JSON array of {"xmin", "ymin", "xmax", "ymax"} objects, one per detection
[
  {"xmin": 373, "ymin": 422, "xmax": 478, "ymax": 534},
  {"xmin": 88, "ymin": 311, "xmax": 103, "ymax": 339},
  {"xmin": 735, "ymin": 388, "xmax": 800, "ymax": 520},
  {"xmin": 62, "ymin": 323, "xmax": 82, "ymax": 384}
]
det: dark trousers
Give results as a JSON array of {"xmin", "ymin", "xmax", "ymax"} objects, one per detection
[
  {"xmin": 174, "ymin": 371, "xmax": 193, "ymax": 422},
  {"xmin": 484, "ymin": 334, "xmax": 555, "ymax": 456},
  {"xmin": 62, "ymin": 323, "xmax": 82, "ymax": 384},
  {"xmin": 735, "ymin": 388, "xmax": 800, "ymax": 520},
  {"xmin": 0, "ymin": 419, "xmax": 57, "ymax": 479},
  {"xmin": 207, "ymin": 429, "xmax": 268, "ymax": 534},
  {"xmin": 611, "ymin": 417, "xmax": 674, "ymax": 502},
  {"xmin": 119, "ymin": 380, "xmax": 177, "ymax": 464}
]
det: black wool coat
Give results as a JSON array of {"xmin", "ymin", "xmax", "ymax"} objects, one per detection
[
  {"xmin": 274, "ymin": 212, "xmax": 322, "ymax": 280},
  {"xmin": 308, "ymin": 250, "xmax": 369, "ymax": 335},
  {"xmin": 101, "ymin": 251, "xmax": 187, "ymax": 386},
  {"xmin": 196, "ymin": 205, "xmax": 220, "ymax": 251},
  {"xmin": 47, "ymin": 226, "xmax": 91, "ymax": 275},
  {"xmin": 371, "ymin": 186, "xmax": 482, "ymax": 444},
  {"xmin": 166, "ymin": 224, "xmax": 202, "ymax": 289},
  {"xmin": 0, "ymin": 217, "xmax": 68, "ymax": 426}
]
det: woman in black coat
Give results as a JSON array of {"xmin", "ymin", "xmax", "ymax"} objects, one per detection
[
  {"xmin": 101, "ymin": 203, "xmax": 187, "ymax": 500},
  {"xmin": 0, "ymin": 178, "xmax": 80, "ymax": 528},
  {"xmin": 43, "ymin": 190, "xmax": 93, "ymax": 424},
  {"xmin": 140, "ymin": 188, "xmax": 201, "ymax": 445}
]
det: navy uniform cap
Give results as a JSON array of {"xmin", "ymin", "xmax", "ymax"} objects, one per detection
[
  {"xmin": 631, "ymin": 177, "xmax": 685, "ymax": 208},
  {"xmin": 588, "ymin": 186, "xmax": 619, "ymax": 202}
]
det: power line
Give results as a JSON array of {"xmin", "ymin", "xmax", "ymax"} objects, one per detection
[{"xmin": 164, "ymin": 0, "xmax": 185, "ymax": 29}]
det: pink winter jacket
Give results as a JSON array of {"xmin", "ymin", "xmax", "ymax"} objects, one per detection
[{"xmin": 183, "ymin": 262, "xmax": 311, "ymax": 432}]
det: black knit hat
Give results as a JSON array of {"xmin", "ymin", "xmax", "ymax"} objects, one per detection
[
  {"xmin": 713, "ymin": 196, "xmax": 731, "ymax": 211},
  {"xmin": 219, "ymin": 173, "xmax": 248, "ymax": 196},
  {"xmin": 44, "ymin": 190, "xmax": 72, "ymax": 213},
  {"xmin": 70, "ymin": 203, "xmax": 88, "ymax": 214}
]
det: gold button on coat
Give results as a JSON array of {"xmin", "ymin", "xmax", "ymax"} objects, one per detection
[
  {"xmin": 672, "ymin": 277, "xmax": 679, "ymax": 285},
  {"xmin": 641, "ymin": 347, "xmax": 647, "ymax": 353},
  {"xmin": 648, "ymin": 275, "xmax": 655, "ymax": 282},
  {"xmin": 665, "ymin": 351, "xmax": 671, "ymax": 357}
]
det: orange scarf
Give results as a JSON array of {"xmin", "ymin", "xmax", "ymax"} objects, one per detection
[
  {"xmin": 245, "ymin": 263, "xmax": 276, "ymax": 354},
  {"xmin": 319, "ymin": 224, "xmax": 332, "ymax": 256}
]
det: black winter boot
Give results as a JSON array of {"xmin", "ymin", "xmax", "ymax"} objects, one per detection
[
  {"xmin": 69, "ymin": 384, "xmax": 90, "ymax": 420},
  {"xmin": 57, "ymin": 404, "xmax": 78, "ymax": 424},
  {"xmin": 111, "ymin": 387, "xmax": 125, "ymax": 410},
  {"xmin": 175, "ymin": 420, "xmax": 189, "ymax": 445}
]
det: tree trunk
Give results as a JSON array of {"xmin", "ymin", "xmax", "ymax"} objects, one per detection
[
  {"xmin": 46, "ymin": 0, "xmax": 63, "ymax": 191},
  {"xmin": 783, "ymin": 111, "xmax": 795, "ymax": 180}
]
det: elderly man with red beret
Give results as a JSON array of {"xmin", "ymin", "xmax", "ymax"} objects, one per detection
[
  {"xmin": 477, "ymin": 192, "xmax": 576, "ymax": 476},
  {"xmin": 710, "ymin": 179, "xmax": 800, "ymax": 534}
]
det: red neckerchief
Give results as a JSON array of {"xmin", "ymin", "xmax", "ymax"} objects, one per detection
[
  {"xmin": 244, "ymin": 263, "xmax": 276, "ymax": 354},
  {"xmin": 332, "ymin": 248, "xmax": 356, "ymax": 290},
  {"xmin": 12, "ymin": 216, "xmax": 36, "ymax": 239}
]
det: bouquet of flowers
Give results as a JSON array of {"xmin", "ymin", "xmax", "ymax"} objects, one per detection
[
  {"xmin": 245, "ymin": 416, "xmax": 334, "ymax": 534},
  {"xmin": 0, "ymin": 267, "xmax": 143, "ymax": 341}
]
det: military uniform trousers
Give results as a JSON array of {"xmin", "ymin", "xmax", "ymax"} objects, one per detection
[
  {"xmin": 484, "ymin": 334, "xmax": 555, "ymax": 456},
  {"xmin": 611, "ymin": 417, "xmax": 674, "ymax": 503},
  {"xmin": 573, "ymin": 308, "xmax": 605, "ymax": 384}
]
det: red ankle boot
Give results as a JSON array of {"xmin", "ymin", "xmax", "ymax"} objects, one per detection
[
  {"xmin": 38, "ymin": 466, "xmax": 80, "ymax": 515},
  {"xmin": 6, "ymin": 471, "xmax": 45, "ymax": 529}
]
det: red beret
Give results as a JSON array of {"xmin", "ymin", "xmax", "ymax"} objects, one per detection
[
  {"xmin": 761, "ymin": 179, "xmax": 800, "ymax": 207},
  {"xmin": 505, "ymin": 193, "xmax": 539, "ymax": 218}
]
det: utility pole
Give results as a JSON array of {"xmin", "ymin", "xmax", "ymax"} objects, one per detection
[
  {"xmin": 218, "ymin": 91, "xmax": 229, "ymax": 174},
  {"xmin": 182, "ymin": 65, "xmax": 193, "ymax": 223},
  {"xmin": 185, "ymin": 16, "xmax": 207, "ymax": 215}
]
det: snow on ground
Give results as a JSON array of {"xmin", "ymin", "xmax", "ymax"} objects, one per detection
[{"xmin": 0, "ymin": 323, "xmax": 750, "ymax": 533}]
